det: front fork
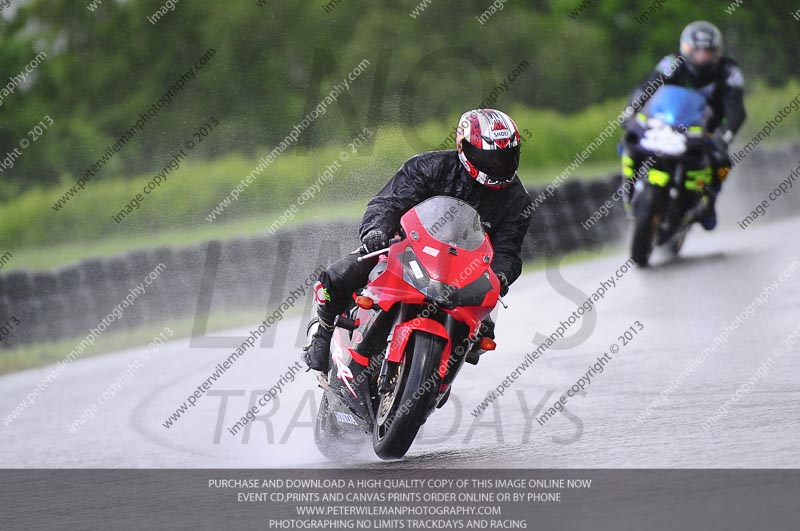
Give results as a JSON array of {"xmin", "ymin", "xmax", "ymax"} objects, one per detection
[
  {"xmin": 641, "ymin": 161, "xmax": 686, "ymax": 243},
  {"xmin": 377, "ymin": 306, "xmax": 464, "ymax": 396},
  {"xmin": 377, "ymin": 304, "xmax": 410, "ymax": 394}
]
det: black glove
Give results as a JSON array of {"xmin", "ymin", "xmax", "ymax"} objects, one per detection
[
  {"xmin": 710, "ymin": 130, "xmax": 733, "ymax": 181},
  {"xmin": 496, "ymin": 271, "xmax": 509, "ymax": 297},
  {"xmin": 478, "ymin": 317, "xmax": 496, "ymax": 339},
  {"xmin": 711, "ymin": 130, "xmax": 730, "ymax": 153},
  {"xmin": 361, "ymin": 229, "xmax": 389, "ymax": 253}
]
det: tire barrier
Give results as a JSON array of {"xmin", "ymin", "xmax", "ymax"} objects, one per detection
[
  {"xmin": 1, "ymin": 139, "xmax": 797, "ymax": 348},
  {"xmin": 0, "ymin": 177, "xmax": 622, "ymax": 349}
]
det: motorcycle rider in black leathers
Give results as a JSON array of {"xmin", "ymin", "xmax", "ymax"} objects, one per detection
[
  {"xmin": 620, "ymin": 20, "xmax": 746, "ymax": 230},
  {"xmin": 302, "ymin": 108, "xmax": 533, "ymax": 373}
]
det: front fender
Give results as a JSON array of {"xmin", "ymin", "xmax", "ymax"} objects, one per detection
[{"xmin": 387, "ymin": 317, "xmax": 452, "ymax": 379}]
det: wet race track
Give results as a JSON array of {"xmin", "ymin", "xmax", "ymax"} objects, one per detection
[{"xmin": 2, "ymin": 215, "xmax": 799, "ymax": 469}]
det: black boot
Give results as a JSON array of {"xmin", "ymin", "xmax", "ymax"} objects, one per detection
[
  {"xmin": 699, "ymin": 179, "xmax": 721, "ymax": 231},
  {"xmin": 302, "ymin": 319, "xmax": 334, "ymax": 372}
]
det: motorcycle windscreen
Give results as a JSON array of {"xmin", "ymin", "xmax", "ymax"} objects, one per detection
[
  {"xmin": 644, "ymin": 85, "xmax": 708, "ymax": 128},
  {"xmin": 412, "ymin": 196, "xmax": 485, "ymax": 251}
]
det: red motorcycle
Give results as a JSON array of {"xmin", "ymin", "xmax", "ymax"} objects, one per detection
[{"xmin": 311, "ymin": 196, "xmax": 502, "ymax": 460}]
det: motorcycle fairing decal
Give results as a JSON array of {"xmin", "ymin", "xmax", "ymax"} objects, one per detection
[
  {"xmin": 349, "ymin": 348, "xmax": 370, "ymax": 367},
  {"xmin": 685, "ymin": 167, "xmax": 712, "ymax": 191},
  {"xmin": 648, "ymin": 168, "xmax": 671, "ymax": 187},
  {"xmin": 640, "ymin": 124, "xmax": 688, "ymax": 156},
  {"xmin": 387, "ymin": 318, "xmax": 453, "ymax": 379},
  {"xmin": 422, "ymin": 246, "xmax": 439, "ymax": 257},
  {"xmin": 622, "ymin": 155, "xmax": 636, "ymax": 178},
  {"xmin": 687, "ymin": 125, "xmax": 705, "ymax": 137},
  {"xmin": 334, "ymin": 411, "xmax": 359, "ymax": 425},
  {"xmin": 331, "ymin": 341, "xmax": 358, "ymax": 398}
]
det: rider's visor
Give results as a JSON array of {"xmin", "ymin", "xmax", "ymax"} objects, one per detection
[{"xmin": 462, "ymin": 140, "xmax": 520, "ymax": 181}]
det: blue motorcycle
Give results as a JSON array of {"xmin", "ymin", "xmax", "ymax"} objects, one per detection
[{"xmin": 625, "ymin": 85, "xmax": 715, "ymax": 266}]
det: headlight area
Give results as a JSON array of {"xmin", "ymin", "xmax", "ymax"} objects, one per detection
[{"xmin": 400, "ymin": 247, "xmax": 492, "ymax": 308}]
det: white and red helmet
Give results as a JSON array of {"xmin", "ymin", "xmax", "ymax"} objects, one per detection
[{"xmin": 456, "ymin": 108, "xmax": 522, "ymax": 190}]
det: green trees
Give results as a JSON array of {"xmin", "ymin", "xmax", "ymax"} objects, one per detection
[{"xmin": 0, "ymin": 0, "xmax": 796, "ymax": 195}]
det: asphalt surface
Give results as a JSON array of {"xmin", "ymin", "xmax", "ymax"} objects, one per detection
[{"xmin": 2, "ymin": 214, "xmax": 799, "ymax": 468}]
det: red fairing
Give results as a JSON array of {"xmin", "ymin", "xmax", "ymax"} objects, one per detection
[
  {"xmin": 367, "ymin": 248, "xmax": 427, "ymax": 310},
  {"xmin": 388, "ymin": 317, "xmax": 453, "ymax": 379},
  {"xmin": 349, "ymin": 348, "xmax": 370, "ymax": 367},
  {"xmin": 364, "ymin": 200, "xmax": 501, "ymax": 379},
  {"xmin": 366, "ymin": 208, "xmax": 499, "ymax": 336}
]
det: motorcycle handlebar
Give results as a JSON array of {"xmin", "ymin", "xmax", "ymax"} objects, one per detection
[{"xmin": 356, "ymin": 235, "xmax": 405, "ymax": 262}]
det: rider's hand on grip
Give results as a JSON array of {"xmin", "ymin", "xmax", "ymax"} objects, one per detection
[
  {"xmin": 496, "ymin": 271, "xmax": 509, "ymax": 297},
  {"xmin": 711, "ymin": 130, "xmax": 730, "ymax": 154},
  {"xmin": 361, "ymin": 229, "xmax": 389, "ymax": 253}
]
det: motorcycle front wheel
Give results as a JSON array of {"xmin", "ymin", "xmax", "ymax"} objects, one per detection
[
  {"xmin": 631, "ymin": 186, "xmax": 662, "ymax": 267},
  {"xmin": 372, "ymin": 332, "xmax": 444, "ymax": 460}
]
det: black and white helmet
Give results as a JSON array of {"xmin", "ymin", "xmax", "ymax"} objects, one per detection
[{"xmin": 680, "ymin": 21, "xmax": 723, "ymax": 76}]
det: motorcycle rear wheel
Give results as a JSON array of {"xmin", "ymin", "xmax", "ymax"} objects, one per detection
[{"xmin": 314, "ymin": 393, "xmax": 365, "ymax": 460}]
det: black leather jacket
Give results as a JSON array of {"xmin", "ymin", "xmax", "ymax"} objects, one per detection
[
  {"xmin": 360, "ymin": 149, "xmax": 533, "ymax": 286},
  {"xmin": 632, "ymin": 54, "xmax": 746, "ymax": 138}
]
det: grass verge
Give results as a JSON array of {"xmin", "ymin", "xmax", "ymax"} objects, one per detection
[
  {"xmin": 0, "ymin": 245, "xmax": 629, "ymax": 375},
  {"xmin": 0, "ymin": 308, "xmax": 270, "ymax": 375},
  {"xmin": 3, "ymin": 80, "xmax": 797, "ymax": 270}
]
